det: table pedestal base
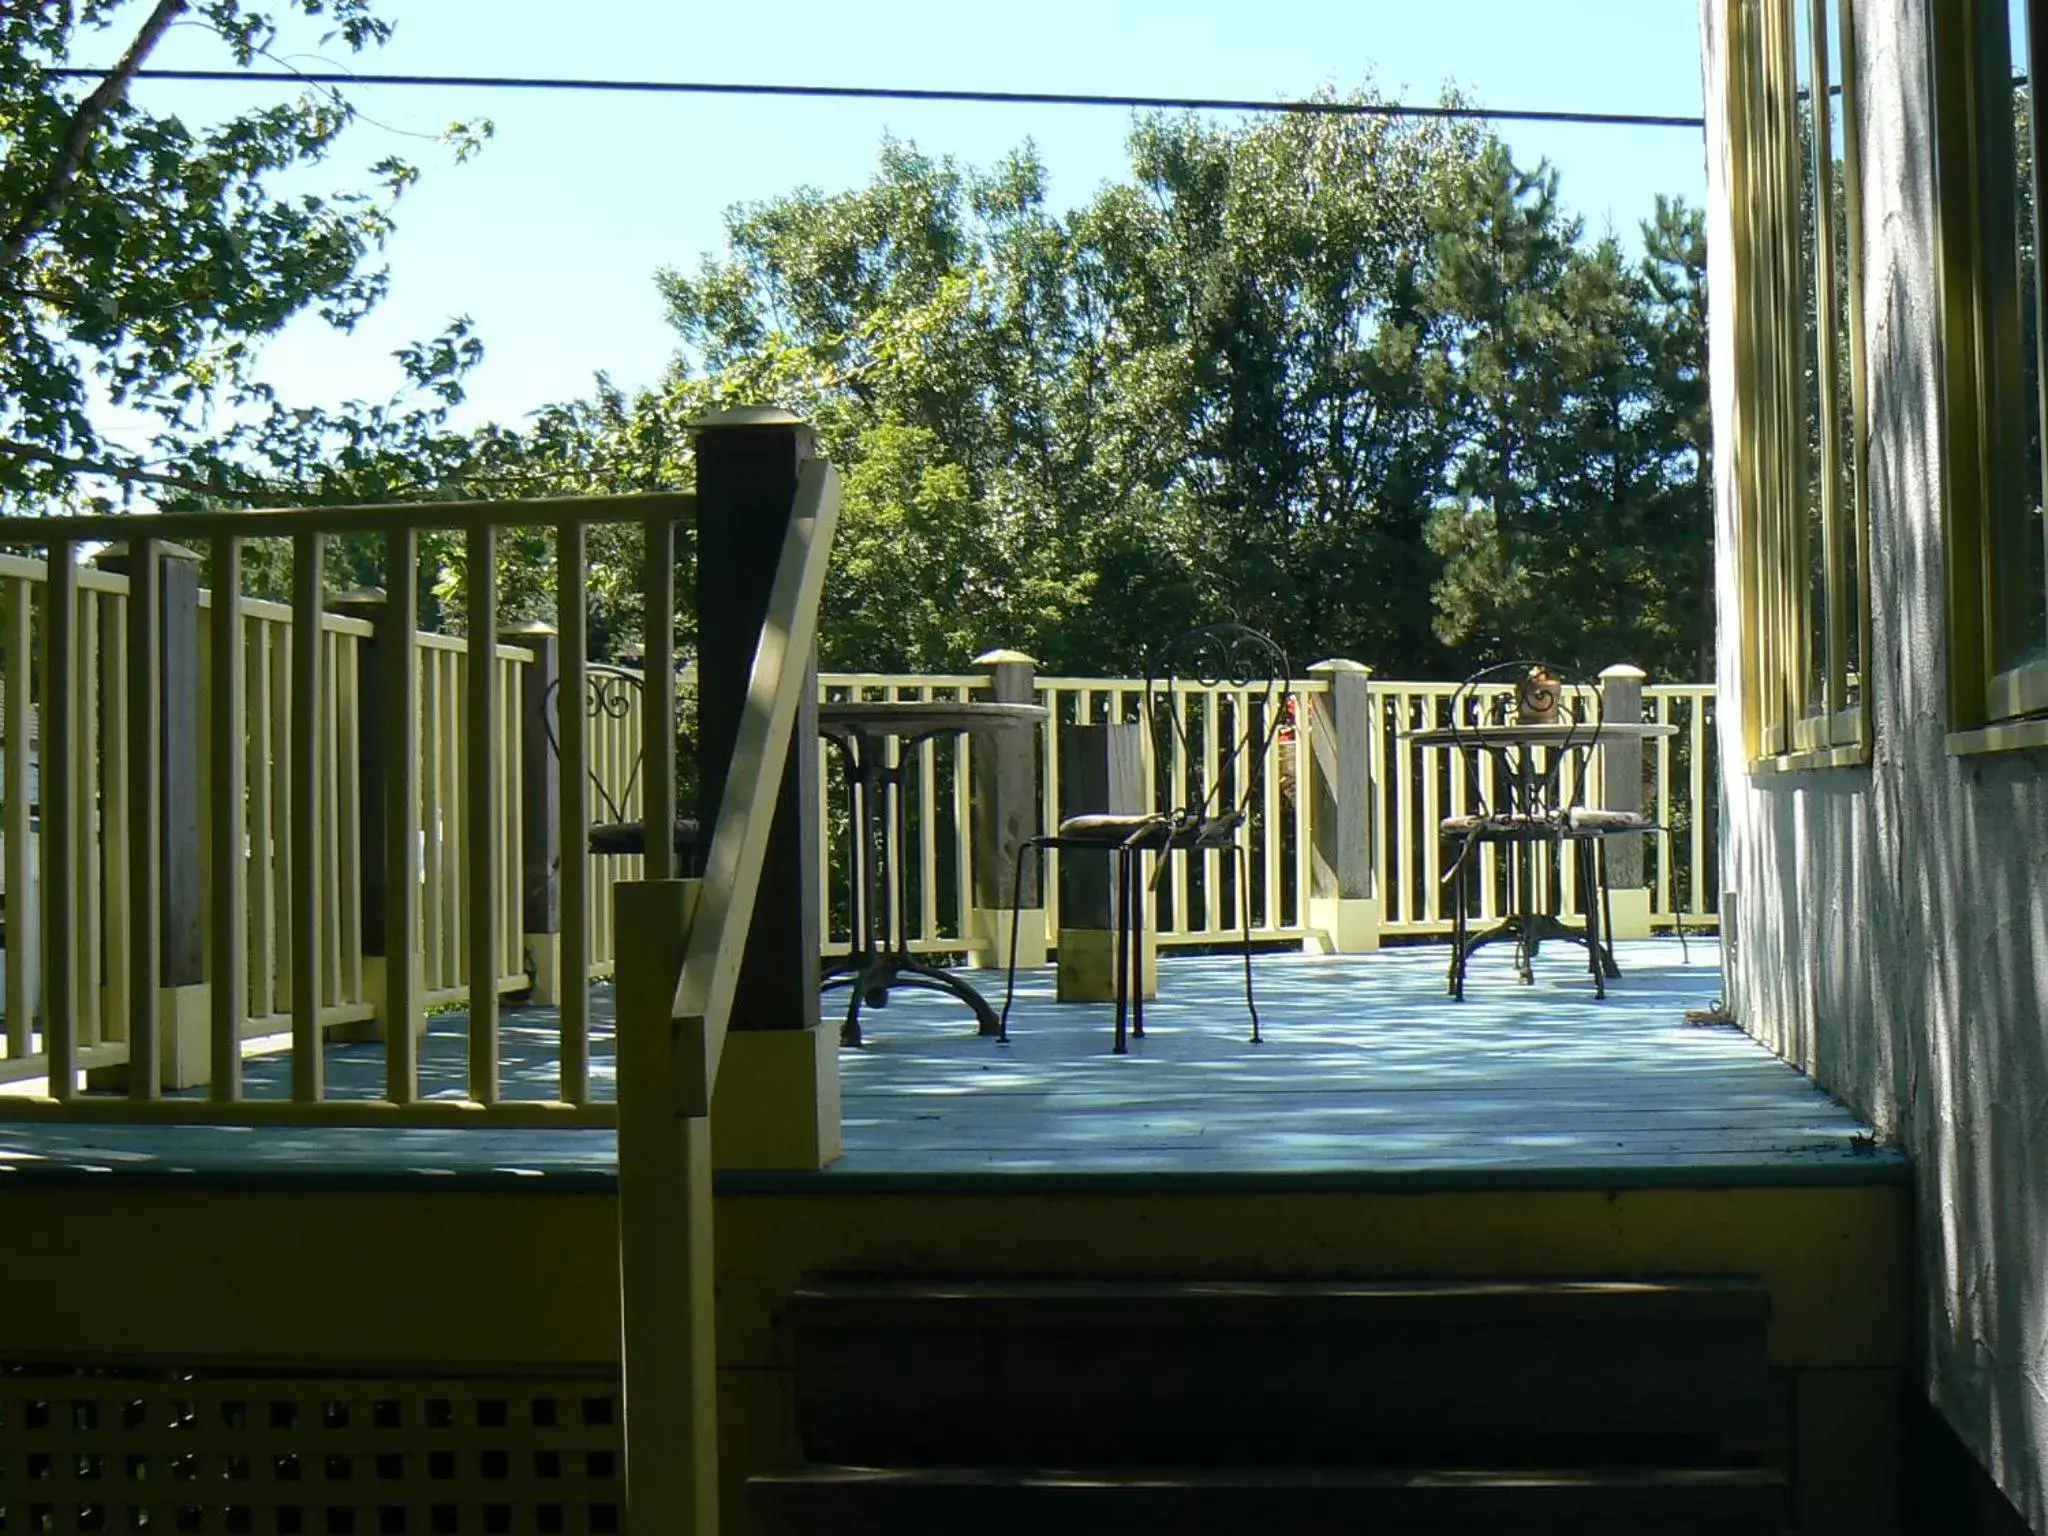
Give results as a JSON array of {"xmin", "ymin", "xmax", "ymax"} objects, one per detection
[
  {"xmin": 824, "ymin": 951, "xmax": 1004, "ymax": 1047},
  {"xmin": 1452, "ymin": 912, "xmax": 1620, "ymax": 994}
]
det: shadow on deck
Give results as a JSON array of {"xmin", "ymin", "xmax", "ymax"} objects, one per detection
[{"xmin": 0, "ymin": 938, "xmax": 1906, "ymax": 1191}]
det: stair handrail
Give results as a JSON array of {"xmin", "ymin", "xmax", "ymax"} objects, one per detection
[{"xmin": 615, "ymin": 455, "xmax": 841, "ymax": 1535}]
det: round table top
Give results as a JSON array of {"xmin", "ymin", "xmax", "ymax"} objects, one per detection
[
  {"xmin": 1403, "ymin": 720, "xmax": 1678, "ymax": 749},
  {"xmin": 817, "ymin": 700, "xmax": 1047, "ymax": 739}
]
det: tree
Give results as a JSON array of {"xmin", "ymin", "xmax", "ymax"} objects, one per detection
[
  {"xmin": 0, "ymin": 0, "xmax": 487, "ymax": 512},
  {"xmin": 652, "ymin": 97, "xmax": 1519, "ymax": 675},
  {"xmin": 1422, "ymin": 150, "xmax": 1712, "ymax": 680}
]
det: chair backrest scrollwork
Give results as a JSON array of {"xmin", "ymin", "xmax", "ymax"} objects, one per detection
[
  {"xmin": 1142, "ymin": 623, "xmax": 1292, "ymax": 832},
  {"xmin": 540, "ymin": 662, "xmax": 652, "ymax": 827},
  {"xmin": 1446, "ymin": 659, "xmax": 1604, "ymax": 822}
]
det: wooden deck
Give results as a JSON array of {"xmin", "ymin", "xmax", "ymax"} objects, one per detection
[{"xmin": 0, "ymin": 938, "xmax": 1907, "ymax": 1191}]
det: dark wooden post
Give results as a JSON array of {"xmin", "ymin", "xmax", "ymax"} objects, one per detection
[
  {"xmin": 968, "ymin": 648, "xmax": 1042, "ymax": 966},
  {"xmin": 1304, "ymin": 658, "xmax": 1380, "ymax": 953},
  {"xmin": 94, "ymin": 544, "xmax": 206, "ymax": 1087},
  {"xmin": 502, "ymin": 620, "xmax": 563, "ymax": 1001},
  {"xmin": 328, "ymin": 587, "xmax": 411, "ymax": 1041},
  {"xmin": 1597, "ymin": 662, "xmax": 1652, "ymax": 938},
  {"xmin": 690, "ymin": 405, "xmax": 821, "ymax": 1034},
  {"xmin": 1053, "ymin": 721, "xmax": 1151, "ymax": 1002}
]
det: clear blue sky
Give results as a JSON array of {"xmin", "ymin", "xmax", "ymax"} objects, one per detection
[{"xmin": 117, "ymin": 0, "xmax": 1708, "ymax": 433}]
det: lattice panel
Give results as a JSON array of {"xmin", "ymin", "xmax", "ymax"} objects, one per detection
[{"xmin": 0, "ymin": 1366, "xmax": 624, "ymax": 1534}]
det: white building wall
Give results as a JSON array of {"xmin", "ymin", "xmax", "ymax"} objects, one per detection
[{"xmin": 1699, "ymin": 2, "xmax": 2048, "ymax": 1528}]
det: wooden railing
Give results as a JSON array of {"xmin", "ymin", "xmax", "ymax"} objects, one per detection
[
  {"xmin": 0, "ymin": 492, "xmax": 694, "ymax": 1120},
  {"xmin": 811, "ymin": 664, "xmax": 1719, "ymax": 959},
  {"xmin": 0, "ymin": 535, "xmax": 1716, "ymax": 1109},
  {"xmin": 614, "ymin": 456, "xmax": 842, "ymax": 1533}
]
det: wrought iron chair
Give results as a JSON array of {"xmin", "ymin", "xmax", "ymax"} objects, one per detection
[
  {"xmin": 999, "ymin": 623, "xmax": 1292, "ymax": 1053},
  {"xmin": 541, "ymin": 662, "xmax": 703, "ymax": 875},
  {"xmin": 1439, "ymin": 661, "xmax": 1679, "ymax": 1000}
]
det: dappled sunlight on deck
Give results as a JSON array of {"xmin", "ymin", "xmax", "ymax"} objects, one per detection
[
  {"xmin": 0, "ymin": 938, "xmax": 1903, "ymax": 1188},
  {"xmin": 825, "ymin": 938, "xmax": 1895, "ymax": 1179}
]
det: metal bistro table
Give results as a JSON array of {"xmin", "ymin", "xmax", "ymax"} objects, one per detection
[
  {"xmin": 820, "ymin": 699, "xmax": 1047, "ymax": 1046},
  {"xmin": 1404, "ymin": 719, "xmax": 1677, "ymax": 990}
]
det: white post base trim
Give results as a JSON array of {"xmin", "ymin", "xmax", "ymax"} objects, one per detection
[{"xmin": 1306, "ymin": 896, "xmax": 1382, "ymax": 954}]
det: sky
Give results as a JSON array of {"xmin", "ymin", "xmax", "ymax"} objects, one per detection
[{"xmin": 108, "ymin": 0, "xmax": 1710, "ymax": 435}]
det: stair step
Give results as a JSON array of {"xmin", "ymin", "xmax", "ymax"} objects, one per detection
[
  {"xmin": 790, "ymin": 1277, "xmax": 1774, "ymax": 1326},
  {"xmin": 750, "ymin": 1463, "xmax": 1794, "ymax": 1535},
  {"xmin": 789, "ymin": 1277, "xmax": 1775, "ymax": 1466}
]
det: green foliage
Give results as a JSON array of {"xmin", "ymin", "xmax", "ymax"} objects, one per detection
[
  {"xmin": 0, "ymin": 0, "xmax": 490, "ymax": 511},
  {"xmin": 0, "ymin": 22, "xmax": 1712, "ymax": 685},
  {"xmin": 626, "ymin": 99, "xmax": 1713, "ymax": 679}
]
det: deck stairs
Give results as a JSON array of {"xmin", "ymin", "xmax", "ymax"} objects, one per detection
[{"xmin": 749, "ymin": 1274, "xmax": 1794, "ymax": 1534}]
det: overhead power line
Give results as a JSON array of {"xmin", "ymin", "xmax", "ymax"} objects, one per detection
[{"xmin": 50, "ymin": 67, "xmax": 1708, "ymax": 130}]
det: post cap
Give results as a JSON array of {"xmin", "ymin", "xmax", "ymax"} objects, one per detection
[
  {"xmin": 92, "ymin": 538, "xmax": 203, "ymax": 568},
  {"xmin": 1598, "ymin": 663, "xmax": 1649, "ymax": 682},
  {"xmin": 974, "ymin": 648, "xmax": 1038, "ymax": 667},
  {"xmin": 329, "ymin": 586, "xmax": 386, "ymax": 604},
  {"xmin": 500, "ymin": 619, "xmax": 558, "ymax": 637},
  {"xmin": 1306, "ymin": 658, "xmax": 1372, "ymax": 675},
  {"xmin": 689, "ymin": 404, "xmax": 809, "ymax": 432}
]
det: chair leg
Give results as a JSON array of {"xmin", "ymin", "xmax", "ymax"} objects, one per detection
[
  {"xmin": 1597, "ymin": 843, "xmax": 1621, "ymax": 979},
  {"xmin": 1667, "ymin": 831, "xmax": 1691, "ymax": 962},
  {"xmin": 1128, "ymin": 845, "xmax": 1145, "ymax": 1042},
  {"xmin": 1112, "ymin": 846, "xmax": 1131, "ymax": 1055},
  {"xmin": 997, "ymin": 838, "xmax": 1042, "ymax": 1045},
  {"xmin": 1447, "ymin": 837, "xmax": 1466, "ymax": 1001},
  {"xmin": 1580, "ymin": 839, "xmax": 1606, "ymax": 1000},
  {"xmin": 1236, "ymin": 843, "xmax": 1260, "ymax": 1044}
]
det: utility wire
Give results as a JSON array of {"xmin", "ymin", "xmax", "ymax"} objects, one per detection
[{"xmin": 48, "ymin": 66, "xmax": 1707, "ymax": 129}]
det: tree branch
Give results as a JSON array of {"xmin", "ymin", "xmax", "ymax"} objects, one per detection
[
  {"xmin": 0, "ymin": 0, "xmax": 190, "ymax": 274},
  {"xmin": 0, "ymin": 436, "xmax": 244, "ymax": 498}
]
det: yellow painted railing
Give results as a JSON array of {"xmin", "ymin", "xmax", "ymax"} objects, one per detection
[
  {"xmin": 811, "ymin": 668, "xmax": 1719, "ymax": 958},
  {"xmin": 0, "ymin": 512, "xmax": 1714, "ymax": 1112},
  {"xmin": 0, "ymin": 491, "xmax": 691, "ymax": 1121}
]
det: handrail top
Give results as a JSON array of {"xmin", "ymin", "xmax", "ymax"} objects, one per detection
[{"xmin": 0, "ymin": 489, "xmax": 696, "ymax": 545}]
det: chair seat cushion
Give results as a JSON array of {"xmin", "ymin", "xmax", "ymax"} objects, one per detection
[
  {"xmin": 1567, "ymin": 807, "xmax": 1655, "ymax": 834},
  {"xmin": 589, "ymin": 816, "xmax": 703, "ymax": 857},
  {"xmin": 1055, "ymin": 811, "xmax": 1242, "ymax": 848},
  {"xmin": 1440, "ymin": 812, "xmax": 1560, "ymax": 837},
  {"xmin": 1057, "ymin": 812, "xmax": 1170, "ymax": 841}
]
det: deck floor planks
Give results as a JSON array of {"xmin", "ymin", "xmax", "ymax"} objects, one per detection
[{"xmin": 0, "ymin": 939, "xmax": 1909, "ymax": 1187}]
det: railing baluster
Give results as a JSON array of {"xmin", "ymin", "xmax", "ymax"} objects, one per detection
[
  {"xmin": 3, "ymin": 578, "xmax": 31, "ymax": 1061},
  {"xmin": 917, "ymin": 716, "xmax": 938, "ymax": 948},
  {"xmin": 1691, "ymin": 694, "xmax": 1710, "ymax": 919},
  {"xmin": 558, "ymin": 522, "xmax": 589, "ymax": 1104},
  {"xmin": 642, "ymin": 513, "xmax": 677, "ymax": 884},
  {"xmin": 466, "ymin": 524, "xmax": 499, "ymax": 1105},
  {"xmin": 127, "ymin": 542, "xmax": 162, "ymax": 1097},
  {"xmin": 337, "ymin": 634, "xmax": 363, "ymax": 1005},
  {"xmin": 385, "ymin": 530, "xmax": 421, "ymax": 1102},
  {"xmin": 950, "ymin": 701, "xmax": 970, "ymax": 949},
  {"xmin": 290, "ymin": 532, "xmax": 324, "ymax": 1102},
  {"xmin": 249, "ymin": 621, "xmax": 275, "ymax": 1021},
  {"xmin": 444, "ymin": 650, "xmax": 464, "ymax": 990},
  {"xmin": 501, "ymin": 652, "xmax": 521, "ymax": 984},
  {"xmin": 1042, "ymin": 685, "xmax": 1062, "ymax": 937},
  {"xmin": 321, "ymin": 628, "xmax": 343, "ymax": 1009},
  {"xmin": 210, "ymin": 537, "xmax": 246, "ymax": 1099},
  {"xmin": 42, "ymin": 544, "xmax": 77, "ymax": 1097},
  {"xmin": 274, "ymin": 616, "xmax": 296, "ymax": 1019},
  {"xmin": 1262, "ymin": 691, "xmax": 1282, "ymax": 932},
  {"xmin": 84, "ymin": 591, "xmax": 108, "ymax": 1050},
  {"xmin": 420, "ymin": 646, "xmax": 443, "ymax": 994}
]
